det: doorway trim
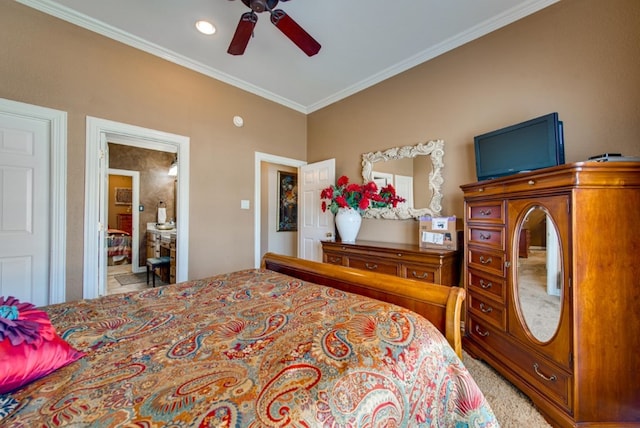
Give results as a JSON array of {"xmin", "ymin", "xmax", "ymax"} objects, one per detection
[
  {"xmin": 254, "ymin": 152, "xmax": 306, "ymax": 267},
  {"xmin": 84, "ymin": 117, "xmax": 190, "ymax": 298},
  {"xmin": 107, "ymin": 168, "xmax": 141, "ymax": 272},
  {"xmin": 0, "ymin": 98, "xmax": 67, "ymax": 303}
]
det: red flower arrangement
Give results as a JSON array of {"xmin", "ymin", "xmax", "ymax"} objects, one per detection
[{"xmin": 320, "ymin": 175, "xmax": 405, "ymax": 215}]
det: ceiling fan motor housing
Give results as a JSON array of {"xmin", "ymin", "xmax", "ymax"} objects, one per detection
[{"xmin": 243, "ymin": 0, "xmax": 279, "ymax": 13}]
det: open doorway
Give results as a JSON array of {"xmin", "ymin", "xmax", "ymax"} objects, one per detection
[
  {"xmin": 260, "ymin": 162, "xmax": 298, "ymax": 259},
  {"xmin": 254, "ymin": 152, "xmax": 306, "ymax": 267},
  {"xmin": 105, "ymin": 145, "xmax": 177, "ymax": 295},
  {"xmin": 105, "ymin": 168, "xmax": 142, "ymax": 295},
  {"xmin": 84, "ymin": 117, "xmax": 190, "ymax": 299}
]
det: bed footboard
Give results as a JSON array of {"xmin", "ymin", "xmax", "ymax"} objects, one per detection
[{"xmin": 261, "ymin": 252, "xmax": 466, "ymax": 358}]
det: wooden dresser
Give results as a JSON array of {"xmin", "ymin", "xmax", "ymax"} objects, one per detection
[
  {"xmin": 321, "ymin": 240, "xmax": 461, "ymax": 286},
  {"xmin": 117, "ymin": 213, "xmax": 132, "ymax": 235},
  {"xmin": 461, "ymin": 162, "xmax": 640, "ymax": 427}
]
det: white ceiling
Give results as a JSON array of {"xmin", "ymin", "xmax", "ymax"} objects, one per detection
[{"xmin": 18, "ymin": 0, "xmax": 558, "ymax": 113}]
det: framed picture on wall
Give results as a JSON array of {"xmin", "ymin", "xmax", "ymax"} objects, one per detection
[
  {"xmin": 114, "ymin": 187, "xmax": 132, "ymax": 205},
  {"xmin": 277, "ymin": 171, "xmax": 298, "ymax": 232}
]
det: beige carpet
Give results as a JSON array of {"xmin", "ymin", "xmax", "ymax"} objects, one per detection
[
  {"xmin": 462, "ymin": 351, "xmax": 552, "ymax": 427},
  {"xmin": 517, "ymin": 248, "xmax": 562, "ymax": 341}
]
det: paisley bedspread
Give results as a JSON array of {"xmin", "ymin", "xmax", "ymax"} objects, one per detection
[{"xmin": 6, "ymin": 268, "xmax": 499, "ymax": 427}]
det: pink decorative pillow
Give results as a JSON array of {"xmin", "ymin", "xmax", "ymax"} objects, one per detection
[{"xmin": 0, "ymin": 296, "xmax": 85, "ymax": 394}]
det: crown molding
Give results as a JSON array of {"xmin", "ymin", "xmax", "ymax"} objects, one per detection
[
  {"xmin": 17, "ymin": 0, "xmax": 559, "ymax": 115},
  {"xmin": 306, "ymin": 0, "xmax": 560, "ymax": 113},
  {"xmin": 16, "ymin": 0, "xmax": 308, "ymax": 113}
]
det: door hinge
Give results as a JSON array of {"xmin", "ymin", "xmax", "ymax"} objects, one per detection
[
  {"xmin": 98, "ymin": 222, "xmax": 104, "ymax": 232},
  {"xmin": 99, "ymin": 149, "xmax": 106, "ymax": 160}
]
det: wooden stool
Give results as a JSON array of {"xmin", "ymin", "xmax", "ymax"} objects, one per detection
[{"xmin": 146, "ymin": 256, "xmax": 171, "ymax": 287}]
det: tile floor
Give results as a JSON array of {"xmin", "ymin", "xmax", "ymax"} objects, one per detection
[{"xmin": 107, "ymin": 263, "xmax": 152, "ymax": 295}]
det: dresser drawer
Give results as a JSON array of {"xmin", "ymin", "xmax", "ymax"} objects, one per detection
[
  {"xmin": 323, "ymin": 253, "xmax": 345, "ymax": 266},
  {"xmin": 467, "ymin": 318, "xmax": 572, "ymax": 412},
  {"xmin": 468, "ymin": 226, "xmax": 504, "ymax": 249},
  {"xmin": 467, "ymin": 201, "xmax": 505, "ymax": 224},
  {"xmin": 468, "ymin": 293, "xmax": 505, "ymax": 330},
  {"xmin": 468, "ymin": 269, "xmax": 505, "ymax": 302},
  {"xmin": 402, "ymin": 264, "xmax": 437, "ymax": 283},
  {"xmin": 468, "ymin": 248, "xmax": 505, "ymax": 276},
  {"xmin": 348, "ymin": 257, "xmax": 399, "ymax": 276}
]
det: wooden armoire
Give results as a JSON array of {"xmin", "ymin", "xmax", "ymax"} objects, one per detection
[{"xmin": 461, "ymin": 162, "xmax": 639, "ymax": 427}]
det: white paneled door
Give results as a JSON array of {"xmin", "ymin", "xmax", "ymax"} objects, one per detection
[
  {"xmin": 0, "ymin": 100, "xmax": 66, "ymax": 306},
  {"xmin": 298, "ymin": 159, "xmax": 335, "ymax": 262}
]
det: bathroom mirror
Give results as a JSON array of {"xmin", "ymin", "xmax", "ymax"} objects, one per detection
[
  {"xmin": 361, "ymin": 139, "xmax": 444, "ymax": 219},
  {"xmin": 516, "ymin": 206, "xmax": 562, "ymax": 342}
]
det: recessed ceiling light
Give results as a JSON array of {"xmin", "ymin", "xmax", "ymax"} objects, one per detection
[{"xmin": 195, "ymin": 20, "xmax": 216, "ymax": 35}]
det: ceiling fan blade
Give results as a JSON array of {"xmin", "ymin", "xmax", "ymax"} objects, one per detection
[
  {"xmin": 270, "ymin": 9, "xmax": 321, "ymax": 57},
  {"xmin": 227, "ymin": 12, "xmax": 258, "ymax": 55}
]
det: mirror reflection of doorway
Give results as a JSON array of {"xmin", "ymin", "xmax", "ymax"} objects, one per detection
[{"xmin": 517, "ymin": 207, "xmax": 562, "ymax": 342}]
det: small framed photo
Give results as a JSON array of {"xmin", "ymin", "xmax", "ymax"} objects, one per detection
[
  {"xmin": 277, "ymin": 171, "xmax": 297, "ymax": 231},
  {"xmin": 114, "ymin": 187, "xmax": 132, "ymax": 205}
]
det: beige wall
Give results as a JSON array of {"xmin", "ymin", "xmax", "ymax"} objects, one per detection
[
  {"xmin": 308, "ymin": 0, "xmax": 640, "ymax": 243},
  {"xmin": 2, "ymin": 0, "xmax": 639, "ymax": 301},
  {"xmin": 1, "ymin": 2, "xmax": 307, "ymax": 301}
]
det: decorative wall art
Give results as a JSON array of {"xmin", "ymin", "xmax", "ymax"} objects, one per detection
[
  {"xmin": 277, "ymin": 171, "xmax": 298, "ymax": 231},
  {"xmin": 114, "ymin": 187, "xmax": 132, "ymax": 205}
]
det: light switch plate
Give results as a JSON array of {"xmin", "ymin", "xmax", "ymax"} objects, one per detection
[{"xmin": 240, "ymin": 200, "xmax": 250, "ymax": 209}]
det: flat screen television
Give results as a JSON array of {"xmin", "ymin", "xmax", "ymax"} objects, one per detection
[{"xmin": 474, "ymin": 112, "xmax": 565, "ymax": 181}]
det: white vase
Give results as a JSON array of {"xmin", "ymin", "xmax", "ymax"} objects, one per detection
[{"xmin": 335, "ymin": 207, "xmax": 362, "ymax": 243}]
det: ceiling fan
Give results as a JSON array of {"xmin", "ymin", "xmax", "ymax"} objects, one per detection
[{"xmin": 227, "ymin": 0, "xmax": 321, "ymax": 56}]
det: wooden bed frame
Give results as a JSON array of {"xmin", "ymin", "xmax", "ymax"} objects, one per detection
[{"xmin": 261, "ymin": 252, "xmax": 466, "ymax": 358}]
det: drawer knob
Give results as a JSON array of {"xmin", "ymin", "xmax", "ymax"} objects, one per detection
[
  {"xmin": 533, "ymin": 363, "xmax": 557, "ymax": 382},
  {"xmin": 479, "ymin": 232, "xmax": 492, "ymax": 241},
  {"xmin": 474, "ymin": 325, "xmax": 489, "ymax": 337},
  {"xmin": 479, "ymin": 303, "xmax": 493, "ymax": 313},
  {"xmin": 365, "ymin": 263, "xmax": 378, "ymax": 270},
  {"xmin": 411, "ymin": 271, "xmax": 429, "ymax": 279},
  {"xmin": 479, "ymin": 279, "xmax": 493, "ymax": 289},
  {"xmin": 479, "ymin": 209, "xmax": 492, "ymax": 216},
  {"xmin": 479, "ymin": 256, "xmax": 493, "ymax": 265},
  {"xmin": 528, "ymin": 180, "xmax": 535, "ymax": 185}
]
